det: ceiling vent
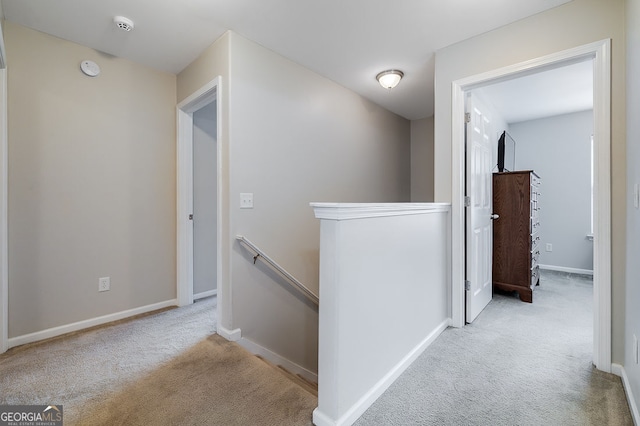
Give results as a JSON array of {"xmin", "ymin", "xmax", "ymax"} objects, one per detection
[{"xmin": 114, "ymin": 16, "xmax": 134, "ymax": 32}]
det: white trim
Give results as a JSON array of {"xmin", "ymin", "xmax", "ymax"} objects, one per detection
[
  {"xmin": 176, "ymin": 77, "xmax": 226, "ymax": 346},
  {"xmin": 310, "ymin": 202, "xmax": 451, "ymax": 220},
  {"xmin": 238, "ymin": 337, "xmax": 318, "ymax": 384},
  {"xmin": 312, "ymin": 319, "xmax": 450, "ymax": 426},
  {"xmin": 538, "ymin": 264, "xmax": 594, "ymax": 276},
  {"xmin": 7, "ymin": 299, "xmax": 178, "ymax": 350},
  {"xmin": 611, "ymin": 363, "xmax": 640, "ymax": 424},
  {"xmin": 217, "ymin": 324, "xmax": 241, "ymax": 342},
  {"xmin": 450, "ymin": 40, "xmax": 612, "ymax": 373},
  {"xmin": 177, "ymin": 78, "xmax": 219, "ymax": 112},
  {"xmin": 0, "ymin": 22, "xmax": 6, "ymax": 69},
  {"xmin": 0, "ymin": 69, "xmax": 6, "ymax": 354},
  {"xmin": 592, "ymin": 39, "xmax": 612, "ymax": 373},
  {"xmin": 194, "ymin": 289, "xmax": 217, "ymax": 300}
]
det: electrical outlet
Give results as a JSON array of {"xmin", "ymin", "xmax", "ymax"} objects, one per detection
[
  {"xmin": 545, "ymin": 243, "xmax": 553, "ymax": 252},
  {"xmin": 240, "ymin": 193, "xmax": 254, "ymax": 209},
  {"xmin": 98, "ymin": 277, "xmax": 110, "ymax": 292}
]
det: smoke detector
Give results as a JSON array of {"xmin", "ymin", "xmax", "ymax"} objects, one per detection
[{"xmin": 113, "ymin": 16, "xmax": 134, "ymax": 32}]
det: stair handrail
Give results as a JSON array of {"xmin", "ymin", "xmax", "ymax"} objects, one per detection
[{"xmin": 236, "ymin": 235, "xmax": 319, "ymax": 306}]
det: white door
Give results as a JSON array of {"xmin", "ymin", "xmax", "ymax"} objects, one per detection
[{"xmin": 465, "ymin": 93, "xmax": 494, "ymax": 323}]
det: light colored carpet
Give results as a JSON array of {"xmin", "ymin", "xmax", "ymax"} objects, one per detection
[
  {"xmin": 75, "ymin": 334, "xmax": 316, "ymax": 425},
  {"xmin": 1, "ymin": 297, "xmax": 217, "ymax": 422},
  {"xmin": 3, "ymin": 272, "xmax": 632, "ymax": 425},
  {"xmin": 0, "ymin": 297, "xmax": 316, "ymax": 425},
  {"xmin": 355, "ymin": 270, "xmax": 633, "ymax": 425}
]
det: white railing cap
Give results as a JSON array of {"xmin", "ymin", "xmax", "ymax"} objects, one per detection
[{"xmin": 310, "ymin": 202, "xmax": 451, "ymax": 220}]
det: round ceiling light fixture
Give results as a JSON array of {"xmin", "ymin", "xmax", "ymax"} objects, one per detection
[
  {"xmin": 376, "ymin": 69, "xmax": 404, "ymax": 89},
  {"xmin": 114, "ymin": 16, "xmax": 135, "ymax": 32}
]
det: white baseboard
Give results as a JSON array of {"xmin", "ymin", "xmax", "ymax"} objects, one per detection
[
  {"xmin": 7, "ymin": 299, "xmax": 178, "ymax": 350},
  {"xmin": 217, "ymin": 325, "xmax": 241, "ymax": 341},
  {"xmin": 539, "ymin": 264, "xmax": 594, "ymax": 276},
  {"xmin": 612, "ymin": 363, "xmax": 640, "ymax": 425},
  {"xmin": 194, "ymin": 289, "xmax": 217, "ymax": 300},
  {"xmin": 313, "ymin": 318, "xmax": 451, "ymax": 426},
  {"xmin": 238, "ymin": 337, "xmax": 318, "ymax": 384}
]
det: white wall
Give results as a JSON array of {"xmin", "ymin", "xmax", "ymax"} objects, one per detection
[
  {"xmin": 312, "ymin": 203, "xmax": 450, "ymax": 426},
  {"xmin": 434, "ymin": 0, "xmax": 626, "ymax": 363},
  {"xmin": 410, "ymin": 117, "xmax": 434, "ymax": 201},
  {"xmin": 179, "ymin": 31, "xmax": 410, "ymax": 373},
  {"xmin": 6, "ymin": 22, "xmax": 177, "ymax": 339},
  {"xmin": 193, "ymin": 100, "xmax": 218, "ymax": 295},
  {"xmin": 509, "ymin": 110, "xmax": 593, "ymax": 272},
  {"xmin": 626, "ymin": 0, "xmax": 640, "ymax": 415},
  {"xmin": 229, "ymin": 33, "xmax": 410, "ymax": 372}
]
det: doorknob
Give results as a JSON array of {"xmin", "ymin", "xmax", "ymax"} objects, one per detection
[{"xmin": 491, "ymin": 214, "xmax": 500, "ymax": 220}]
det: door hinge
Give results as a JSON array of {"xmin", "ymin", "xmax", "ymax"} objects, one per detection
[
  {"xmin": 464, "ymin": 196, "xmax": 471, "ymax": 207},
  {"xmin": 465, "ymin": 280, "xmax": 471, "ymax": 291},
  {"xmin": 465, "ymin": 112, "xmax": 471, "ymax": 123}
]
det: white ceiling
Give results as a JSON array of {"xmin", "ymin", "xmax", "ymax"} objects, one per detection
[
  {"xmin": 475, "ymin": 59, "xmax": 593, "ymax": 124},
  {"xmin": 1, "ymin": 0, "xmax": 573, "ymax": 120}
]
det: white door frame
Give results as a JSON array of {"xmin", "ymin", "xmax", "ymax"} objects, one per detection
[
  {"xmin": 450, "ymin": 40, "xmax": 612, "ymax": 372},
  {"xmin": 176, "ymin": 77, "xmax": 223, "ymax": 308},
  {"xmin": 0, "ymin": 68, "xmax": 7, "ymax": 354},
  {"xmin": 0, "ymin": 22, "xmax": 8, "ymax": 353}
]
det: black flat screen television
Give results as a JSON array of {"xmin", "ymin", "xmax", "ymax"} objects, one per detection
[{"xmin": 497, "ymin": 131, "xmax": 516, "ymax": 172}]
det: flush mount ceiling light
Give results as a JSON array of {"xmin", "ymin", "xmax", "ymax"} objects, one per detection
[
  {"xmin": 376, "ymin": 69, "xmax": 404, "ymax": 89},
  {"xmin": 114, "ymin": 16, "xmax": 135, "ymax": 32}
]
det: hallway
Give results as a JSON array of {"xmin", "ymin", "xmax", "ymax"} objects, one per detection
[{"xmin": 356, "ymin": 271, "xmax": 632, "ymax": 425}]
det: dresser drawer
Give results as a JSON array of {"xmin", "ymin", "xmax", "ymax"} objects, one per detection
[
  {"xmin": 531, "ymin": 248, "xmax": 540, "ymax": 266},
  {"xmin": 530, "ymin": 218, "xmax": 541, "ymax": 232},
  {"xmin": 531, "ymin": 174, "xmax": 541, "ymax": 187},
  {"xmin": 531, "ymin": 234, "xmax": 540, "ymax": 251},
  {"xmin": 531, "ymin": 265, "xmax": 540, "ymax": 287}
]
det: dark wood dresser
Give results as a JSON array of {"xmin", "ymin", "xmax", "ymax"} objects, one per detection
[{"xmin": 492, "ymin": 170, "xmax": 541, "ymax": 302}]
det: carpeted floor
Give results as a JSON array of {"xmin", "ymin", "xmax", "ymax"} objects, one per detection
[
  {"xmin": 1, "ymin": 272, "xmax": 633, "ymax": 425},
  {"xmin": 0, "ymin": 296, "xmax": 316, "ymax": 425},
  {"xmin": 74, "ymin": 334, "xmax": 317, "ymax": 425},
  {"xmin": 356, "ymin": 270, "xmax": 633, "ymax": 425},
  {"xmin": 0, "ymin": 297, "xmax": 219, "ymax": 423}
]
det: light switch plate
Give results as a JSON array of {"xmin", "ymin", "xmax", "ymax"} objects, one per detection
[{"xmin": 240, "ymin": 193, "xmax": 253, "ymax": 209}]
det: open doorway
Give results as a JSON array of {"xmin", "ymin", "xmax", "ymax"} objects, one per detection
[
  {"xmin": 176, "ymin": 77, "xmax": 223, "ymax": 324},
  {"xmin": 465, "ymin": 59, "xmax": 594, "ymax": 322},
  {"xmin": 452, "ymin": 40, "xmax": 612, "ymax": 372},
  {"xmin": 192, "ymin": 101, "xmax": 218, "ymax": 301}
]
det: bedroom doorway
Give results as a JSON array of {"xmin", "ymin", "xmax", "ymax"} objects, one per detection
[
  {"xmin": 453, "ymin": 40, "xmax": 612, "ymax": 372},
  {"xmin": 464, "ymin": 59, "xmax": 594, "ymax": 323}
]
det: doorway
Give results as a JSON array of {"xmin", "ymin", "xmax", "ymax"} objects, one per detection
[
  {"xmin": 176, "ymin": 78, "xmax": 223, "ymax": 314},
  {"xmin": 192, "ymin": 101, "xmax": 218, "ymax": 301},
  {"xmin": 465, "ymin": 59, "xmax": 594, "ymax": 321},
  {"xmin": 452, "ymin": 40, "xmax": 612, "ymax": 372}
]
